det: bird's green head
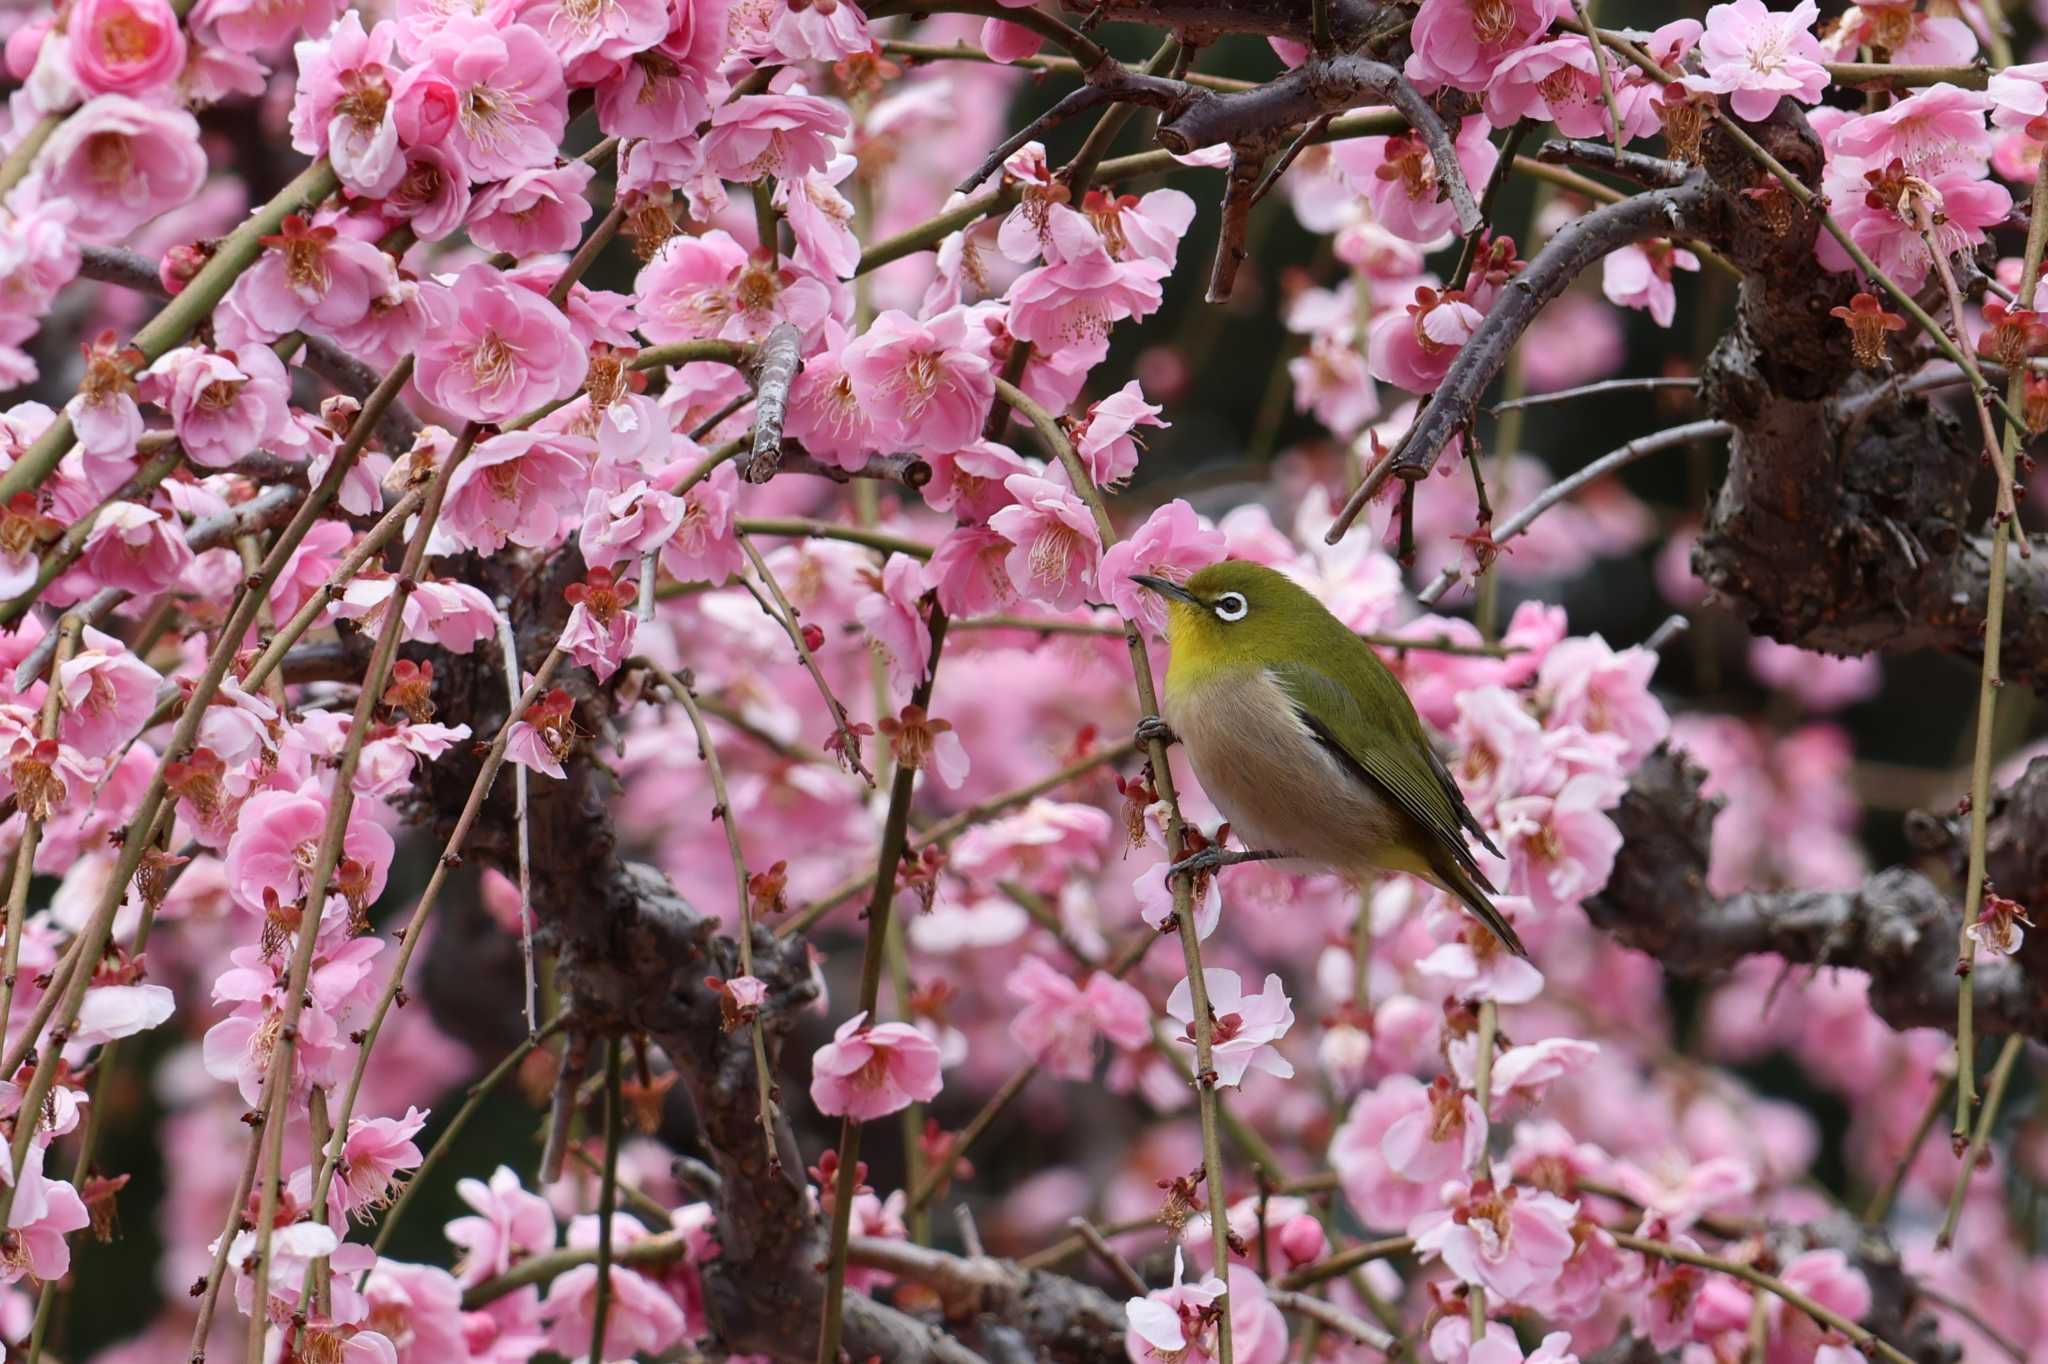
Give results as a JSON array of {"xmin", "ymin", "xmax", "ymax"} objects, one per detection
[{"xmin": 1130, "ymin": 560, "xmax": 1328, "ymax": 671}]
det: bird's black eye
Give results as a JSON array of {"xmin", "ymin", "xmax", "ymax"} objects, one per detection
[{"xmin": 1213, "ymin": 592, "xmax": 1248, "ymax": 622}]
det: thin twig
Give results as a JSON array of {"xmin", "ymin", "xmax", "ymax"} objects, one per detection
[
  {"xmin": 1070, "ymin": 1217, "xmax": 1150, "ymax": 1298},
  {"xmin": 1938, "ymin": 1032, "xmax": 2025, "ymax": 1249},
  {"xmin": 589, "ymin": 1037, "xmax": 624, "ymax": 1364},
  {"xmin": 737, "ymin": 535, "xmax": 877, "ymax": 787}
]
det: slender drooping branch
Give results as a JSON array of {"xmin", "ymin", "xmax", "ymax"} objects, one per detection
[{"xmin": 1326, "ymin": 176, "xmax": 1712, "ymax": 541}]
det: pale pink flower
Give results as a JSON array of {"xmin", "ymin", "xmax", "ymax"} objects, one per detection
[
  {"xmin": 1005, "ymin": 956, "xmax": 1151, "ymax": 1080},
  {"xmin": 470, "ymin": 161, "xmax": 597, "ymax": 257},
  {"xmin": 190, "ymin": 0, "xmax": 343, "ymax": 52},
  {"xmin": 386, "ymin": 144, "xmax": 473, "ymax": 240},
  {"xmin": 1824, "ymin": 1, "xmax": 1973, "ymax": 69},
  {"xmin": 1067, "ymin": 189, "xmax": 1197, "ymax": 268},
  {"xmin": 223, "ymin": 786, "xmax": 396, "ymax": 918},
  {"xmin": 1967, "ymin": 892, "xmax": 2033, "ymax": 957},
  {"xmin": 924, "ymin": 526, "xmax": 1018, "ymax": 616},
  {"xmin": 1828, "ymin": 83, "xmax": 1992, "ymax": 176},
  {"xmin": 1439, "ymin": 1323, "xmax": 1580, "ymax": 1364},
  {"xmin": 73, "ymin": 981, "xmax": 174, "ymax": 1046},
  {"xmin": 921, "ymin": 441, "xmax": 1034, "ymax": 524},
  {"xmin": 362, "ymin": 1262, "xmax": 470, "ymax": 1364},
  {"xmin": 79, "ymin": 501, "xmax": 191, "ymax": 595},
  {"xmin": 989, "ymin": 473, "xmax": 1102, "ymax": 612},
  {"xmin": 1289, "ymin": 334, "xmax": 1381, "ymax": 436},
  {"xmin": 292, "ymin": 1106, "xmax": 428, "ymax": 1227},
  {"xmin": 541, "ymin": 1214, "xmax": 689, "ymax": 1359},
  {"xmin": 34, "ymin": 96, "xmax": 206, "ymax": 244},
  {"xmin": 784, "ymin": 321, "xmax": 874, "ymax": 469},
  {"xmin": 447, "ymin": 1165, "xmax": 557, "ymax": 1287},
  {"xmin": 1380, "ymin": 1074, "xmax": 1489, "ymax": 1188},
  {"xmin": 1335, "ymin": 116, "xmax": 1500, "ymax": 243},
  {"xmin": 810, "ymin": 1010, "xmax": 944, "ymax": 1121},
  {"xmin": 55, "ymin": 627, "xmax": 158, "ymax": 757},
  {"xmin": 519, "ymin": 0, "xmax": 667, "ymax": 63},
  {"xmin": 633, "ymin": 229, "xmax": 835, "ymax": 344},
  {"xmin": 843, "ymin": 308, "xmax": 995, "ymax": 453},
  {"xmin": 1747, "ymin": 638, "xmax": 1880, "ymax": 711},
  {"xmin": 1006, "ymin": 210, "xmax": 1169, "ymax": 366},
  {"xmin": 777, "ymin": 156, "xmax": 861, "ymax": 280},
  {"xmin": 291, "ymin": 14, "xmax": 404, "ymax": 198},
  {"xmin": 1370, "ymin": 286, "xmax": 1483, "ymax": 394},
  {"xmin": 658, "ymin": 461, "xmax": 746, "ymax": 585},
  {"xmin": 1126, "ymin": 1254, "xmax": 1288, "ymax": 1364},
  {"xmin": 982, "ymin": 12, "xmax": 1042, "ymax": 63},
  {"xmin": 1097, "ymin": 500, "xmax": 1225, "ymax": 637},
  {"xmin": 702, "ymin": 91, "xmax": 849, "ymax": 182},
  {"xmin": 1073, "ymin": 381, "xmax": 1167, "ymax": 486},
  {"xmin": 756, "ymin": 0, "xmax": 869, "ymax": 61},
  {"xmin": 1989, "ymin": 61, "xmax": 2048, "ymax": 138},
  {"xmin": 1683, "ymin": 0, "xmax": 1829, "ymax": 122},
  {"xmin": 438, "ymin": 429, "xmax": 591, "ymax": 554},
  {"xmin": 592, "ymin": 0, "xmax": 728, "ymax": 137},
  {"xmin": 1820, "ymin": 162, "xmax": 2011, "ymax": 292},
  {"xmin": 403, "ymin": 19, "xmax": 567, "ymax": 182},
  {"xmin": 230, "ymin": 217, "xmax": 403, "ymax": 342},
  {"xmin": 578, "ymin": 482, "xmax": 686, "ymax": 570},
  {"xmin": 69, "ymin": 0, "xmax": 185, "ymax": 96},
  {"xmin": 1602, "ymin": 241, "xmax": 1699, "ymax": 328},
  {"xmin": 1418, "ymin": 928, "xmax": 1546, "ymax": 1002},
  {"xmin": 856, "ymin": 553, "xmax": 932, "ymax": 693},
  {"xmin": 1537, "ymin": 635, "xmax": 1669, "ymax": 762},
  {"xmin": 1331, "ymin": 1074, "xmax": 1452, "ymax": 1229},
  {"xmin": 65, "ymin": 346, "xmax": 141, "ymax": 468},
  {"xmin": 1411, "ymin": 1179, "xmax": 1579, "ymax": 1304},
  {"xmin": 0, "ymin": 1144, "xmax": 87, "ymax": 1285},
  {"xmin": 1167, "ymin": 969, "xmax": 1294, "ymax": 1088},
  {"xmin": 1768, "ymin": 1250, "xmax": 1869, "ymax": 1362},
  {"xmin": 1498, "ymin": 774, "xmax": 1626, "ymax": 917},
  {"xmin": 1406, "ymin": 0, "xmax": 1567, "ymax": 93},
  {"xmin": 1484, "ymin": 37, "xmax": 1659, "ymax": 140},
  {"xmin": 140, "ymin": 344, "xmax": 291, "ymax": 470},
  {"xmin": 414, "ymin": 264, "xmax": 586, "ymax": 424}
]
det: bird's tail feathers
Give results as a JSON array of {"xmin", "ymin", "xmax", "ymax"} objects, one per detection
[{"xmin": 1431, "ymin": 855, "xmax": 1529, "ymax": 960}]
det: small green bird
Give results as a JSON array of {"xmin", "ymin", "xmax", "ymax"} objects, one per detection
[{"xmin": 1132, "ymin": 560, "xmax": 1527, "ymax": 959}]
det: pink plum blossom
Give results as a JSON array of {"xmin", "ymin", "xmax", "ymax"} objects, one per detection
[
  {"xmin": 291, "ymin": 14, "xmax": 404, "ymax": 197},
  {"xmin": 224, "ymin": 787, "xmax": 396, "ymax": 920},
  {"xmin": 55, "ymin": 627, "xmax": 158, "ymax": 757},
  {"xmin": 469, "ymin": 161, "xmax": 597, "ymax": 258},
  {"xmin": 541, "ymin": 1214, "xmax": 688, "ymax": 1360},
  {"xmin": 1410, "ymin": 1178, "xmax": 1579, "ymax": 1304},
  {"xmin": 1406, "ymin": 0, "xmax": 1567, "ymax": 93},
  {"xmin": 1072, "ymin": 381, "xmax": 1168, "ymax": 487},
  {"xmin": 1498, "ymin": 774, "xmax": 1626, "ymax": 917},
  {"xmin": 68, "ymin": 0, "xmax": 185, "ymax": 97},
  {"xmin": 1167, "ymin": 969, "xmax": 1295, "ymax": 1087},
  {"xmin": 140, "ymin": 344, "xmax": 292, "ymax": 470},
  {"xmin": 437, "ymin": 429, "xmax": 592, "ymax": 554},
  {"xmin": 634, "ymin": 229, "xmax": 835, "ymax": 344},
  {"xmin": 1006, "ymin": 211, "xmax": 1170, "ymax": 366},
  {"xmin": 560, "ymin": 567, "xmax": 639, "ymax": 683},
  {"xmin": 856, "ymin": 553, "xmax": 933, "ymax": 693},
  {"xmin": 34, "ymin": 96, "xmax": 207, "ymax": 243},
  {"xmin": 989, "ymin": 474, "xmax": 1102, "ymax": 612},
  {"xmin": 414, "ymin": 265, "xmax": 587, "ymax": 424},
  {"xmin": 659, "ymin": 462, "xmax": 747, "ymax": 585},
  {"xmin": 1370, "ymin": 287, "xmax": 1483, "ymax": 394},
  {"xmin": 447, "ymin": 1165, "xmax": 557, "ymax": 1287},
  {"xmin": 1602, "ymin": 241, "xmax": 1700, "ymax": 328},
  {"xmin": 292, "ymin": 1106, "xmax": 427, "ymax": 1227},
  {"xmin": 1335, "ymin": 117, "xmax": 1500, "ymax": 243},
  {"xmin": 1005, "ymin": 956, "xmax": 1151, "ymax": 1080},
  {"xmin": 1683, "ymin": 0, "xmax": 1830, "ymax": 122},
  {"xmin": 1126, "ymin": 1255, "xmax": 1288, "ymax": 1364},
  {"xmin": 703, "ymin": 91, "xmax": 850, "ymax": 182},
  {"xmin": 79, "ymin": 502, "xmax": 191, "ymax": 596},
  {"xmin": 842, "ymin": 309, "xmax": 996, "ymax": 453},
  {"xmin": 1097, "ymin": 500, "xmax": 1225, "ymax": 637},
  {"xmin": 403, "ymin": 19, "xmax": 568, "ymax": 182},
  {"xmin": 810, "ymin": 1010, "xmax": 944, "ymax": 1121}
]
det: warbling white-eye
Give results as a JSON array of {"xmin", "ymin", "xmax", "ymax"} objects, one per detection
[{"xmin": 1133, "ymin": 560, "xmax": 1528, "ymax": 959}]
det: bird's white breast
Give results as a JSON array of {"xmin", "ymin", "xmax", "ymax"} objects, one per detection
[{"xmin": 1164, "ymin": 667, "xmax": 1403, "ymax": 870}]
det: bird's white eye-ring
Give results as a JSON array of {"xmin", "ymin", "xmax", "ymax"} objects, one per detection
[{"xmin": 1213, "ymin": 592, "xmax": 1248, "ymax": 622}]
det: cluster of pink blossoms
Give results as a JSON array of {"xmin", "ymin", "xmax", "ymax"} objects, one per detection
[{"xmin": 0, "ymin": 0, "xmax": 2043, "ymax": 1356}]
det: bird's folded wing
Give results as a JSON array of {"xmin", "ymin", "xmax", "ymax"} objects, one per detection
[{"xmin": 1270, "ymin": 661, "xmax": 1496, "ymax": 875}]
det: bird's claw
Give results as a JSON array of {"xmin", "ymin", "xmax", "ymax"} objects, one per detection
[
  {"xmin": 1135, "ymin": 715, "xmax": 1176, "ymax": 748},
  {"xmin": 1166, "ymin": 847, "xmax": 1285, "ymax": 881}
]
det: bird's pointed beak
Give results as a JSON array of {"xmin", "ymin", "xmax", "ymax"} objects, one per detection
[{"xmin": 1130, "ymin": 574, "xmax": 1200, "ymax": 606}]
